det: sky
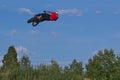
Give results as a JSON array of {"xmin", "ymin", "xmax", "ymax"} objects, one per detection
[{"xmin": 0, "ymin": 0, "xmax": 120, "ymax": 67}]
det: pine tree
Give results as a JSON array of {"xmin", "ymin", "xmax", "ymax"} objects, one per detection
[
  {"xmin": 2, "ymin": 46, "xmax": 19, "ymax": 71},
  {"xmin": 20, "ymin": 55, "xmax": 31, "ymax": 69},
  {"xmin": 63, "ymin": 59, "xmax": 83, "ymax": 80},
  {"xmin": 1, "ymin": 46, "xmax": 19, "ymax": 80}
]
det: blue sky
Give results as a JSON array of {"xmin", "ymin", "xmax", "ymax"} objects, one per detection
[{"xmin": 0, "ymin": 0, "xmax": 120, "ymax": 66}]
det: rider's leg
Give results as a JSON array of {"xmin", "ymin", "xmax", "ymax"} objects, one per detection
[
  {"xmin": 42, "ymin": 13, "xmax": 50, "ymax": 21},
  {"xmin": 36, "ymin": 15, "xmax": 42, "ymax": 20},
  {"xmin": 31, "ymin": 13, "xmax": 50, "ymax": 26}
]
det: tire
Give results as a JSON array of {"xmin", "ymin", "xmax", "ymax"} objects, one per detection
[
  {"xmin": 27, "ymin": 17, "xmax": 35, "ymax": 23},
  {"xmin": 32, "ymin": 21, "xmax": 40, "ymax": 26}
]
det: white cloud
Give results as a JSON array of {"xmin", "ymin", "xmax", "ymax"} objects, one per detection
[
  {"xmin": 0, "ymin": 62, "xmax": 2, "ymax": 66},
  {"xmin": 29, "ymin": 30, "xmax": 39, "ymax": 35},
  {"xmin": 92, "ymin": 50, "xmax": 99, "ymax": 55},
  {"xmin": 50, "ymin": 31, "xmax": 58, "ymax": 38},
  {"xmin": 18, "ymin": 8, "xmax": 33, "ymax": 15},
  {"xmin": 95, "ymin": 10, "xmax": 102, "ymax": 14},
  {"xmin": 15, "ymin": 46, "xmax": 37, "ymax": 57},
  {"xmin": 15, "ymin": 46, "xmax": 30, "ymax": 55},
  {"xmin": 0, "ymin": 56, "xmax": 3, "ymax": 66},
  {"xmin": 113, "ymin": 9, "xmax": 120, "ymax": 15},
  {"xmin": 46, "ymin": 4, "xmax": 52, "ymax": 7},
  {"xmin": 10, "ymin": 30, "xmax": 17, "ymax": 36},
  {"xmin": 1, "ymin": 4, "xmax": 7, "ymax": 8},
  {"xmin": 111, "ymin": 32, "xmax": 120, "ymax": 39},
  {"xmin": 57, "ymin": 8, "xmax": 82, "ymax": 16}
]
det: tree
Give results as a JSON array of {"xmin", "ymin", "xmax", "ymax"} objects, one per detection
[
  {"xmin": 19, "ymin": 55, "xmax": 33, "ymax": 80},
  {"xmin": 63, "ymin": 59, "xmax": 83, "ymax": 80},
  {"xmin": 19, "ymin": 55, "xmax": 31, "ymax": 69},
  {"xmin": 48, "ymin": 59, "xmax": 62, "ymax": 80},
  {"xmin": 70, "ymin": 59, "xmax": 83, "ymax": 75},
  {"xmin": 2, "ymin": 46, "xmax": 19, "ymax": 71},
  {"xmin": 85, "ymin": 49, "xmax": 117, "ymax": 80},
  {"xmin": 1, "ymin": 46, "xmax": 19, "ymax": 80},
  {"xmin": 34, "ymin": 59, "xmax": 62, "ymax": 80},
  {"xmin": 112, "ymin": 56, "xmax": 120, "ymax": 79}
]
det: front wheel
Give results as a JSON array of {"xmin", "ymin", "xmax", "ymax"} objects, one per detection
[{"xmin": 27, "ymin": 17, "xmax": 35, "ymax": 23}]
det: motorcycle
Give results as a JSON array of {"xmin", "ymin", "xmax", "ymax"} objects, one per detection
[
  {"xmin": 27, "ymin": 14, "xmax": 43, "ymax": 26},
  {"xmin": 27, "ymin": 11, "xmax": 58, "ymax": 26}
]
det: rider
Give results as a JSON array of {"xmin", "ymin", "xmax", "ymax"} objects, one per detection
[{"xmin": 32, "ymin": 10, "xmax": 59, "ymax": 26}]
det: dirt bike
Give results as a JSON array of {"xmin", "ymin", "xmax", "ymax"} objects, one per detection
[
  {"xmin": 27, "ymin": 11, "xmax": 58, "ymax": 26},
  {"xmin": 27, "ymin": 14, "xmax": 43, "ymax": 26}
]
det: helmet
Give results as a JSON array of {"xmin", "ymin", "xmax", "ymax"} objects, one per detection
[{"xmin": 55, "ymin": 11, "xmax": 58, "ymax": 14}]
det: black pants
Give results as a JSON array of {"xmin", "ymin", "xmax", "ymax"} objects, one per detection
[
  {"xmin": 33, "ymin": 13, "xmax": 50, "ymax": 26},
  {"xmin": 41, "ymin": 13, "xmax": 50, "ymax": 21}
]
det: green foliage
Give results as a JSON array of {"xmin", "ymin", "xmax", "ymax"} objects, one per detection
[
  {"xmin": 0, "ymin": 45, "xmax": 84, "ymax": 80},
  {"xmin": 19, "ymin": 55, "xmax": 31, "ymax": 69},
  {"xmin": 1, "ymin": 46, "xmax": 20, "ymax": 80},
  {"xmin": 0, "ymin": 46, "xmax": 120, "ymax": 80},
  {"xmin": 2, "ymin": 46, "xmax": 19, "ymax": 71},
  {"xmin": 86, "ymin": 49, "xmax": 120, "ymax": 80},
  {"xmin": 63, "ymin": 59, "xmax": 83, "ymax": 80}
]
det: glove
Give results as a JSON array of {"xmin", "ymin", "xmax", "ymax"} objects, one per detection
[{"xmin": 43, "ymin": 10, "xmax": 47, "ymax": 13}]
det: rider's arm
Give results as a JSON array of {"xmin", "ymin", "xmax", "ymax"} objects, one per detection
[
  {"xmin": 44, "ymin": 10, "xmax": 52, "ymax": 14},
  {"xmin": 35, "ymin": 13, "xmax": 41, "ymax": 16}
]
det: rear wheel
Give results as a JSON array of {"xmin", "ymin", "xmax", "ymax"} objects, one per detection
[{"xmin": 32, "ymin": 22, "xmax": 39, "ymax": 26}]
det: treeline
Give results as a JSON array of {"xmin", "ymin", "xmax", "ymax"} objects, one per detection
[{"xmin": 0, "ymin": 46, "xmax": 120, "ymax": 80}]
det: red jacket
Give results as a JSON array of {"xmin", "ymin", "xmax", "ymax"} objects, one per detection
[{"xmin": 50, "ymin": 12, "xmax": 58, "ymax": 21}]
